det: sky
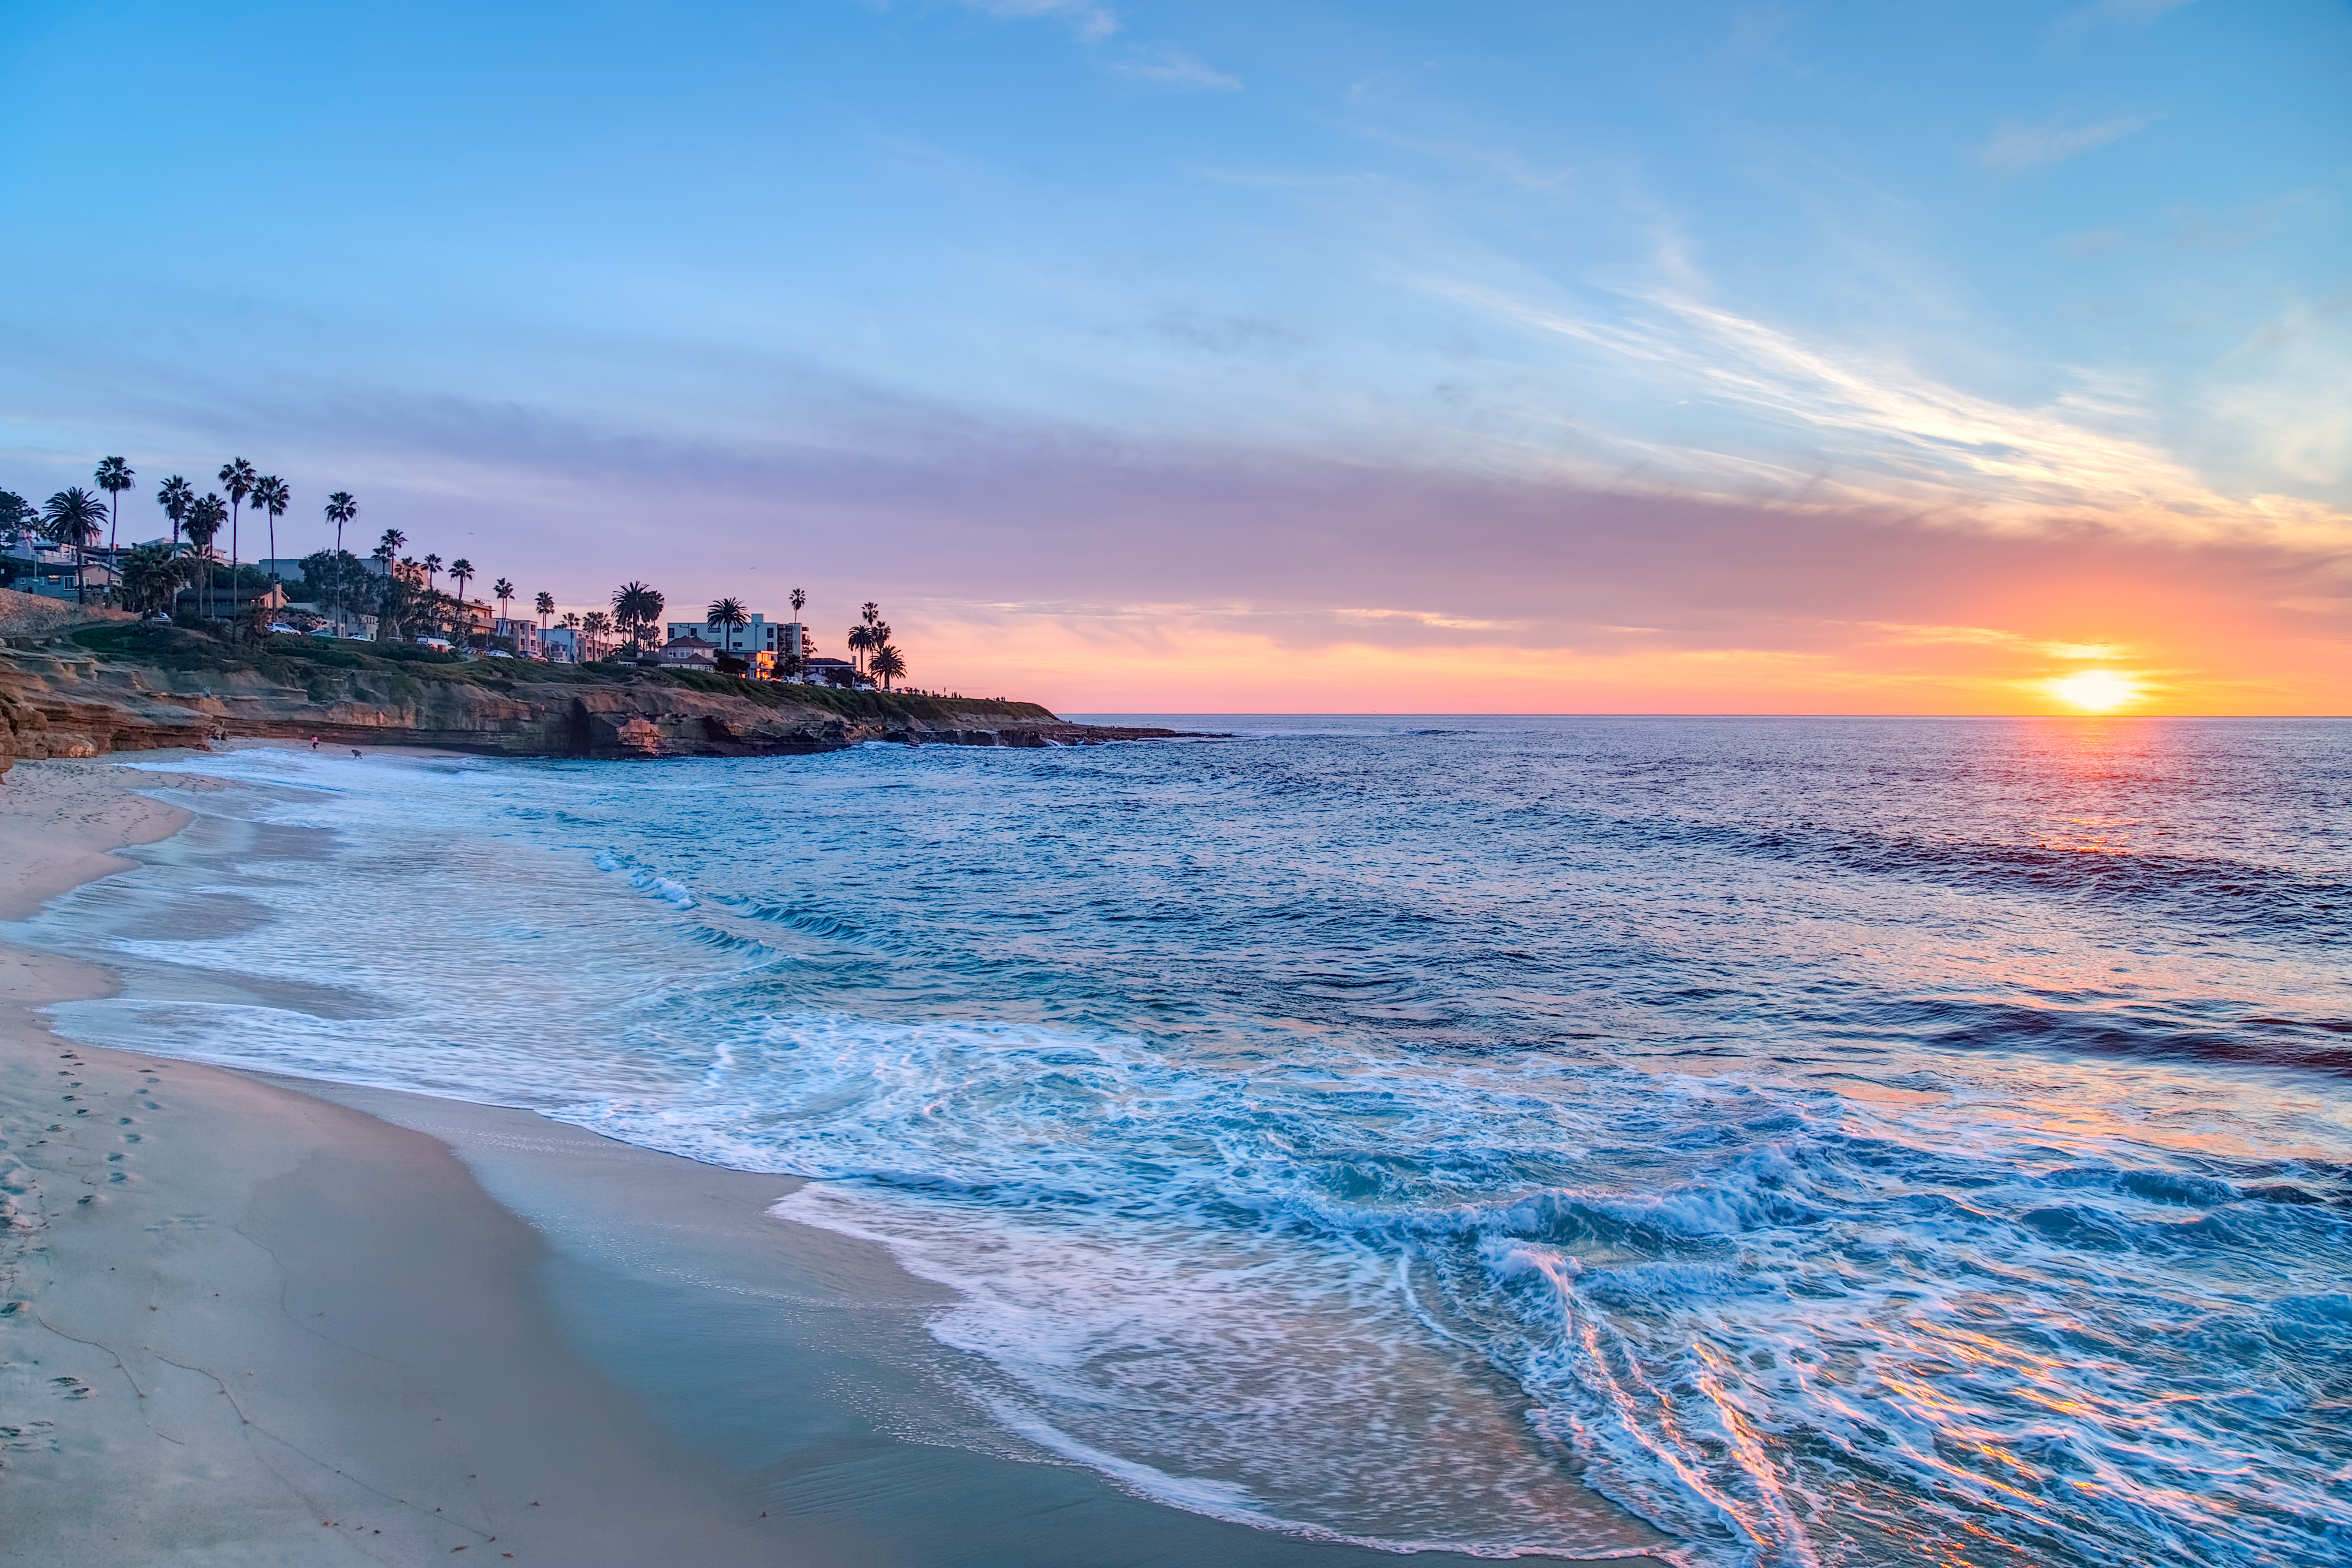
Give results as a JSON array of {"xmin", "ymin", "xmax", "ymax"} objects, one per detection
[{"xmin": 2, "ymin": 0, "xmax": 2347, "ymax": 713}]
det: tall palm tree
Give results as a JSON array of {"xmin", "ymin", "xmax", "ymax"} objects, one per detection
[
  {"xmin": 868, "ymin": 643, "xmax": 907, "ymax": 690},
  {"xmin": 534, "ymin": 590, "xmax": 555, "ymax": 630},
  {"xmin": 580, "ymin": 610, "xmax": 610, "ymax": 660},
  {"xmin": 492, "ymin": 578, "xmax": 514, "ymax": 627},
  {"xmin": 185, "ymin": 494, "xmax": 227, "ymax": 619},
  {"xmin": 156, "ymin": 475, "xmax": 193, "ymax": 548},
  {"xmin": 370, "ymin": 530, "xmax": 406, "ymax": 640},
  {"xmin": 41, "ymin": 488, "xmax": 109, "ymax": 604},
  {"xmin": 218, "ymin": 458, "xmax": 256, "ymax": 586},
  {"xmin": 845, "ymin": 622, "xmax": 873, "ymax": 674},
  {"xmin": 325, "ymin": 490, "xmax": 358, "ymax": 553},
  {"xmin": 780, "ymin": 588, "xmax": 808, "ymax": 677},
  {"xmin": 850, "ymin": 601, "xmax": 886, "ymax": 675},
  {"xmin": 95, "ymin": 457, "xmax": 134, "ymax": 557},
  {"xmin": 251, "ymin": 475, "xmax": 290, "ymax": 576},
  {"xmin": 423, "ymin": 553, "xmax": 442, "ymax": 595},
  {"xmin": 449, "ymin": 559, "xmax": 475, "ymax": 644}
]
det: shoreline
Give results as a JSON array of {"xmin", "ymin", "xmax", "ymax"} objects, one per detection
[
  {"xmin": 0, "ymin": 754, "xmax": 1674, "ymax": 1566},
  {"xmin": 0, "ymin": 756, "xmax": 810, "ymax": 1563}
]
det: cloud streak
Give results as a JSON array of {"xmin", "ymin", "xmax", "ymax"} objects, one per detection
[
  {"xmin": 1105, "ymin": 47, "xmax": 1242, "ymax": 92},
  {"xmin": 1982, "ymin": 115, "xmax": 2151, "ymax": 172},
  {"xmin": 957, "ymin": 0, "xmax": 1120, "ymax": 44},
  {"xmin": 947, "ymin": 0, "xmax": 1239, "ymax": 88}
]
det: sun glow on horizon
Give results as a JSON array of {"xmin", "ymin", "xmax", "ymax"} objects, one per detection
[{"xmin": 2048, "ymin": 669, "xmax": 2143, "ymax": 713}]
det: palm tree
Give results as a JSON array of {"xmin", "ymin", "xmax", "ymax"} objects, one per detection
[
  {"xmin": 185, "ymin": 494, "xmax": 227, "ymax": 618},
  {"xmin": 534, "ymin": 590, "xmax": 555, "ymax": 630},
  {"xmin": 423, "ymin": 553, "xmax": 442, "ymax": 595},
  {"xmin": 706, "ymin": 596, "xmax": 749, "ymax": 648},
  {"xmin": 580, "ymin": 610, "xmax": 610, "ymax": 660},
  {"xmin": 845, "ymin": 622, "xmax": 872, "ymax": 673},
  {"xmin": 218, "ymin": 458, "xmax": 256, "ymax": 587},
  {"xmin": 610, "ymin": 582, "xmax": 663, "ymax": 652},
  {"xmin": 868, "ymin": 643, "xmax": 907, "ymax": 690},
  {"xmin": 117, "ymin": 542, "xmax": 191, "ymax": 617},
  {"xmin": 95, "ymin": 457, "xmax": 134, "ymax": 557},
  {"xmin": 492, "ymin": 577, "xmax": 514, "ymax": 624},
  {"xmin": 41, "ymin": 489, "xmax": 109, "ymax": 604},
  {"xmin": 370, "ymin": 531, "xmax": 406, "ymax": 641},
  {"xmin": 2, "ymin": 490, "xmax": 34, "ymax": 583},
  {"xmin": 449, "ymin": 559, "xmax": 475, "ymax": 644},
  {"xmin": 848, "ymin": 601, "xmax": 887, "ymax": 676},
  {"xmin": 790, "ymin": 587, "xmax": 806, "ymax": 618},
  {"xmin": 156, "ymin": 475, "xmax": 193, "ymax": 548},
  {"xmin": 251, "ymin": 475, "xmax": 289, "ymax": 576},
  {"xmin": 325, "ymin": 490, "xmax": 358, "ymax": 553}
]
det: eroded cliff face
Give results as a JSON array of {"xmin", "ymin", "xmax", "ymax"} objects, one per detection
[
  {"xmin": 0, "ymin": 638, "xmax": 215, "ymax": 774},
  {"xmin": 0, "ymin": 620, "xmax": 1178, "ymax": 778}
]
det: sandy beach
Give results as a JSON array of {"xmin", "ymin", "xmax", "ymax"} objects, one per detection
[{"xmin": 0, "ymin": 754, "xmax": 1673, "ymax": 1567}]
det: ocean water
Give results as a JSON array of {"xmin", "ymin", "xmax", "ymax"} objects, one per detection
[{"xmin": 16, "ymin": 717, "xmax": 2352, "ymax": 1566}]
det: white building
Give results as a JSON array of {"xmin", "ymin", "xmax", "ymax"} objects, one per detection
[
  {"xmin": 663, "ymin": 614, "xmax": 803, "ymax": 660},
  {"xmin": 659, "ymin": 634, "xmax": 719, "ymax": 668}
]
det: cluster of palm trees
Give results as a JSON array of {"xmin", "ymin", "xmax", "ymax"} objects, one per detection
[
  {"xmin": 846, "ymin": 601, "xmax": 908, "ymax": 689},
  {"xmin": 2, "ymin": 456, "xmax": 355, "ymax": 618},
  {"xmin": 6, "ymin": 453, "xmax": 916, "ymax": 688},
  {"xmin": 0, "ymin": 485, "xmax": 111, "ymax": 605}
]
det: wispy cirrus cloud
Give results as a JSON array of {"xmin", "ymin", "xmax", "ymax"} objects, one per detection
[
  {"xmin": 1105, "ymin": 46, "xmax": 1241, "ymax": 92},
  {"xmin": 1982, "ymin": 115, "xmax": 2151, "ymax": 172},
  {"xmin": 1424, "ymin": 275, "xmax": 2352, "ymax": 549},
  {"xmin": 1860, "ymin": 623, "xmax": 2127, "ymax": 660},
  {"xmin": 956, "ymin": 0, "xmax": 1120, "ymax": 43},
  {"xmin": 940, "ymin": 1, "xmax": 1241, "ymax": 89},
  {"xmin": 2049, "ymin": 0, "xmax": 2197, "ymax": 46}
]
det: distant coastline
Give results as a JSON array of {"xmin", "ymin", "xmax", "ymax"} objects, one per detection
[{"xmin": 0, "ymin": 592, "xmax": 1214, "ymax": 775}]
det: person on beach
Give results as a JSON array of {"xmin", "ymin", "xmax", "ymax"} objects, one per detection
[
  {"xmin": 350, "ymin": 749, "xmax": 362, "ymax": 759},
  {"xmin": 310, "ymin": 735, "xmax": 320, "ymax": 750}
]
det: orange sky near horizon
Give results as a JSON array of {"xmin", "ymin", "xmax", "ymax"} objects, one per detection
[{"xmin": 891, "ymin": 588, "xmax": 2352, "ymax": 717}]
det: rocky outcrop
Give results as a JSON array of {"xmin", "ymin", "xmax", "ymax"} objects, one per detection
[
  {"xmin": 0, "ymin": 617, "xmax": 1198, "ymax": 777},
  {"xmin": 0, "ymin": 638, "xmax": 213, "ymax": 777}
]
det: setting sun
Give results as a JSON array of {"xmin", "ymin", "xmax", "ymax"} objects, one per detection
[{"xmin": 2049, "ymin": 669, "xmax": 2141, "ymax": 713}]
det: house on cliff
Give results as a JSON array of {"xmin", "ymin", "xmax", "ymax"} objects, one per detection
[{"xmin": 659, "ymin": 634, "xmax": 719, "ymax": 669}]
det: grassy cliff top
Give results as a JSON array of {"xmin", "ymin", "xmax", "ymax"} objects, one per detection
[{"xmin": 66, "ymin": 623, "xmax": 1058, "ymax": 723}]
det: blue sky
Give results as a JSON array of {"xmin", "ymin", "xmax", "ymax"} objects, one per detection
[{"xmin": 3, "ymin": 1, "xmax": 2346, "ymax": 708}]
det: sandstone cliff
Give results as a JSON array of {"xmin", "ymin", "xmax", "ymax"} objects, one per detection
[{"xmin": 1, "ymin": 609, "xmax": 1189, "ymax": 777}]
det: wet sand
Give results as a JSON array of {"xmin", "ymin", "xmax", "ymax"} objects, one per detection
[{"xmin": 0, "ymin": 754, "xmax": 1675, "ymax": 1566}]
